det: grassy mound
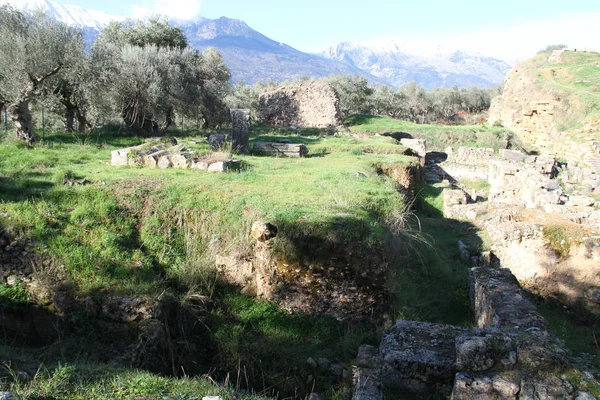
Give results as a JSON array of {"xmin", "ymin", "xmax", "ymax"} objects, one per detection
[{"xmin": 344, "ymin": 114, "xmax": 513, "ymax": 151}]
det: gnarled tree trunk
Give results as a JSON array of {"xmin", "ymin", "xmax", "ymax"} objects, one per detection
[{"xmin": 8, "ymin": 99, "xmax": 39, "ymax": 144}]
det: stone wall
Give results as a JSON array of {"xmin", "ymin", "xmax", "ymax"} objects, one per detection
[
  {"xmin": 358, "ymin": 266, "xmax": 593, "ymax": 399},
  {"xmin": 258, "ymin": 81, "xmax": 343, "ymax": 128}
]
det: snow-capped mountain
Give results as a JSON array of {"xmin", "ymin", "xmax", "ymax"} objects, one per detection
[
  {"xmin": 323, "ymin": 41, "xmax": 512, "ymax": 89},
  {"xmin": 2, "ymin": 0, "xmax": 512, "ymax": 88},
  {"xmin": 1, "ymin": 0, "xmax": 122, "ymax": 29}
]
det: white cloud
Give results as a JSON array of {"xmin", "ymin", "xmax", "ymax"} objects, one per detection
[{"xmin": 132, "ymin": 0, "xmax": 202, "ymax": 21}]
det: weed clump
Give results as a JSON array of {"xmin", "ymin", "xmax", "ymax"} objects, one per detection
[{"xmin": 543, "ymin": 225, "xmax": 571, "ymax": 258}]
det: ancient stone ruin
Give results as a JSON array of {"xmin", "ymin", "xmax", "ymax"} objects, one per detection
[
  {"xmin": 230, "ymin": 109, "xmax": 250, "ymax": 154},
  {"xmin": 352, "ymin": 266, "xmax": 592, "ymax": 399},
  {"xmin": 111, "ymin": 141, "xmax": 241, "ymax": 173},
  {"xmin": 252, "ymin": 142, "xmax": 308, "ymax": 157},
  {"xmin": 259, "ymin": 81, "xmax": 343, "ymax": 128}
]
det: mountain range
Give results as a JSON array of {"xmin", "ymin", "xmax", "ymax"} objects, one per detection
[{"xmin": 2, "ymin": 0, "xmax": 512, "ymax": 89}]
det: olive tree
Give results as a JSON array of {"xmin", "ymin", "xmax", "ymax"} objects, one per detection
[
  {"xmin": 93, "ymin": 19, "xmax": 230, "ymax": 133},
  {"xmin": 0, "ymin": 6, "xmax": 83, "ymax": 143}
]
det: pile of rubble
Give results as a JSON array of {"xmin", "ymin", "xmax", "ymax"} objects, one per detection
[{"xmin": 111, "ymin": 142, "xmax": 241, "ymax": 173}]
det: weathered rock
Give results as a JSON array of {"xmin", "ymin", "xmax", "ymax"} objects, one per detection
[
  {"xmin": 519, "ymin": 375, "xmax": 575, "ymax": 400},
  {"xmin": 306, "ymin": 394, "xmax": 325, "ymax": 400},
  {"xmin": 380, "ymin": 320, "xmax": 468, "ymax": 394},
  {"xmin": 575, "ymin": 392, "xmax": 597, "ymax": 400},
  {"xmin": 468, "ymin": 267, "xmax": 547, "ymax": 331},
  {"xmin": 157, "ymin": 156, "xmax": 172, "ymax": 169},
  {"xmin": 259, "ymin": 81, "xmax": 342, "ymax": 128},
  {"xmin": 0, "ymin": 392, "xmax": 19, "ymax": 400},
  {"xmin": 208, "ymin": 134, "xmax": 226, "ymax": 150},
  {"xmin": 452, "ymin": 147, "xmax": 494, "ymax": 165},
  {"xmin": 352, "ymin": 345, "xmax": 383, "ymax": 400},
  {"xmin": 191, "ymin": 160, "xmax": 209, "ymax": 170},
  {"xmin": 207, "ymin": 159, "xmax": 241, "ymax": 173},
  {"xmin": 252, "ymin": 142, "xmax": 308, "ymax": 157},
  {"xmin": 500, "ymin": 149, "xmax": 527, "ymax": 162},
  {"xmin": 452, "ymin": 372, "xmax": 520, "ymax": 400},
  {"xmin": 143, "ymin": 150, "xmax": 167, "ymax": 168},
  {"xmin": 444, "ymin": 189, "xmax": 471, "ymax": 209},
  {"xmin": 400, "ymin": 138, "xmax": 427, "ymax": 157},
  {"xmin": 568, "ymin": 195, "xmax": 596, "ymax": 208},
  {"xmin": 170, "ymin": 152, "xmax": 195, "ymax": 169},
  {"xmin": 250, "ymin": 222, "xmax": 278, "ymax": 242},
  {"xmin": 231, "ymin": 109, "xmax": 250, "ymax": 154}
]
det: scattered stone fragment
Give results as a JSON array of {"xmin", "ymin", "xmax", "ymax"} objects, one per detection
[
  {"xmin": 208, "ymin": 134, "xmax": 226, "ymax": 150},
  {"xmin": 251, "ymin": 222, "xmax": 278, "ymax": 242}
]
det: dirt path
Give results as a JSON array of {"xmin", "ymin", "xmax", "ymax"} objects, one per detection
[{"xmin": 540, "ymin": 68, "xmax": 600, "ymax": 99}]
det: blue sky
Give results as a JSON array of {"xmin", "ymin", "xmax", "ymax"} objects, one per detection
[{"xmin": 17, "ymin": 0, "xmax": 600, "ymax": 60}]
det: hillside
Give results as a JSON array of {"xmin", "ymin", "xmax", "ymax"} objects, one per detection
[
  {"xmin": 2, "ymin": 0, "xmax": 511, "ymax": 88},
  {"xmin": 489, "ymin": 49, "xmax": 600, "ymax": 162},
  {"xmin": 322, "ymin": 41, "xmax": 511, "ymax": 89}
]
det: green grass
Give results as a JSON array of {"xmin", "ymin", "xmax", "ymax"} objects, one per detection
[
  {"xmin": 344, "ymin": 114, "xmax": 513, "ymax": 151},
  {"xmin": 0, "ymin": 281, "xmax": 29, "ymax": 308},
  {"xmin": 0, "ymin": 357, "xmax": 272, "ymax": 400},
  {"xmin": 0, "ymin": 127, "xmax": 416, "ymax": 397}
]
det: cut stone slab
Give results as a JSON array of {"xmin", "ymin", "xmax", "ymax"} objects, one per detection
[
  {"xmin": 500, "ymin": 149, "xmax": 527, "ymax": 162},
  {"xmin": 143, "ymin": 150, "xmax": 167, "ymax": 168},
  {"xmin": 352, "ymin": 345, "xmax": 383, "ymax": 400},
  {"xmin": 170, "ymin": 152, "xmax": 195, "ymax": 169},
  {"xmin": 111, "ymin": 144, "xmax": 146, "ymax": 166},
  {"xmin": 252, "ymin": 142, "xmax": 308, "ymax": 157},
  {"xmin": 380, "ymin": 320, "xmax": 469, "ymax": 395},
  {"xmin": 209, "ymin": 134, "xmax": 226, "ymax": 151},
  {"xmin": 400, "ymin": 138, "xmax": 427, "ymax": 157},
  {"xmin": 452, "ymin": 372, "xmax": 520, "ymax": 400},
  {"xmin": 468, "ymin": 267, "xmax": 547, "ymax": 332},
  {"xmin": 157, "ymin": 156, "xmax": 172, "ymax": 169},
  {"xmin": 207, "ymin": 159, "xmax": 241, "ymax": 173},
  {"xmin": 231, "ymin": 109, "xmax": 250, "ymax": 154}
]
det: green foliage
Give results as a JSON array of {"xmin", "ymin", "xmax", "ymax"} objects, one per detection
[
  {"xmin": 0, "ymin": 281, "xmax": 29, "ymax": 307},
  {"xmin": 542, "ymin": 225, "xmax": 571, "ymax": 258},
  {"xmin": 3, "ymin": 360, "xmax": 271, "ymax": 399},
  {"xmin": 537, "ymin": 44, "xmax": 567, "ymax": 54},
  {"xmin": 324, "ymin": 75, "xmax": 497, "ymax": 123}
]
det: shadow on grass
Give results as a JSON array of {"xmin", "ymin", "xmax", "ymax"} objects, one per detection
[
  {"xmin": 0, "ymin": 174, "xmax": 54, "ymax": 203},
  {"xmin": 344, "ymin": 114, "xmax": 385, "ymax": 126}
]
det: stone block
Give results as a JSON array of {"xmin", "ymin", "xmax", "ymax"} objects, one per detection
[
  {"xmin": 468, "ymin": 267, "xmax": 547, "ymax": 331},
  {"xmin": 400, "ymin": 138, "xmax": 427, "ymax": 157},
  {"xmin": 170, "ymin": 152, "xmax": 195, "ymax": 169},
  {"xmin": 207, "ymin": 159, "xmax": 241, "ymax": 173},
  {"xmin": 209, "ymin": 134, "xmax": 226, "ymax": 151},
  {"xmin": 500, "ymin": 149, "xmax": 526, "ymax": 162},
  {"xmin": 157, "ymin": 156, "xmax": 171, "ymax": 169},
  {"xmin": 143, "ymin": 150, "xmax": 167, "ymax": 168},
  {"xmin": 191, "ymin": 160, "xmax": 209, "ymax": 170},
  {"xmin": 231, "ymin": 109, "xmax": 250, "ymax": 154},
  {"xmin": 252, "ymin": 142, "xmax": 309, "ymax": 157},
  {"xmin": 380, "ymin": 320, "xmax": 469, "ymax": 394},
  {"xmin": 568, "ymin": 195, "xmax": 595, "ymax": 207},
  {"xmin": 352, "ymin": 345, "xmax": 383, "ymax": 400}
]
